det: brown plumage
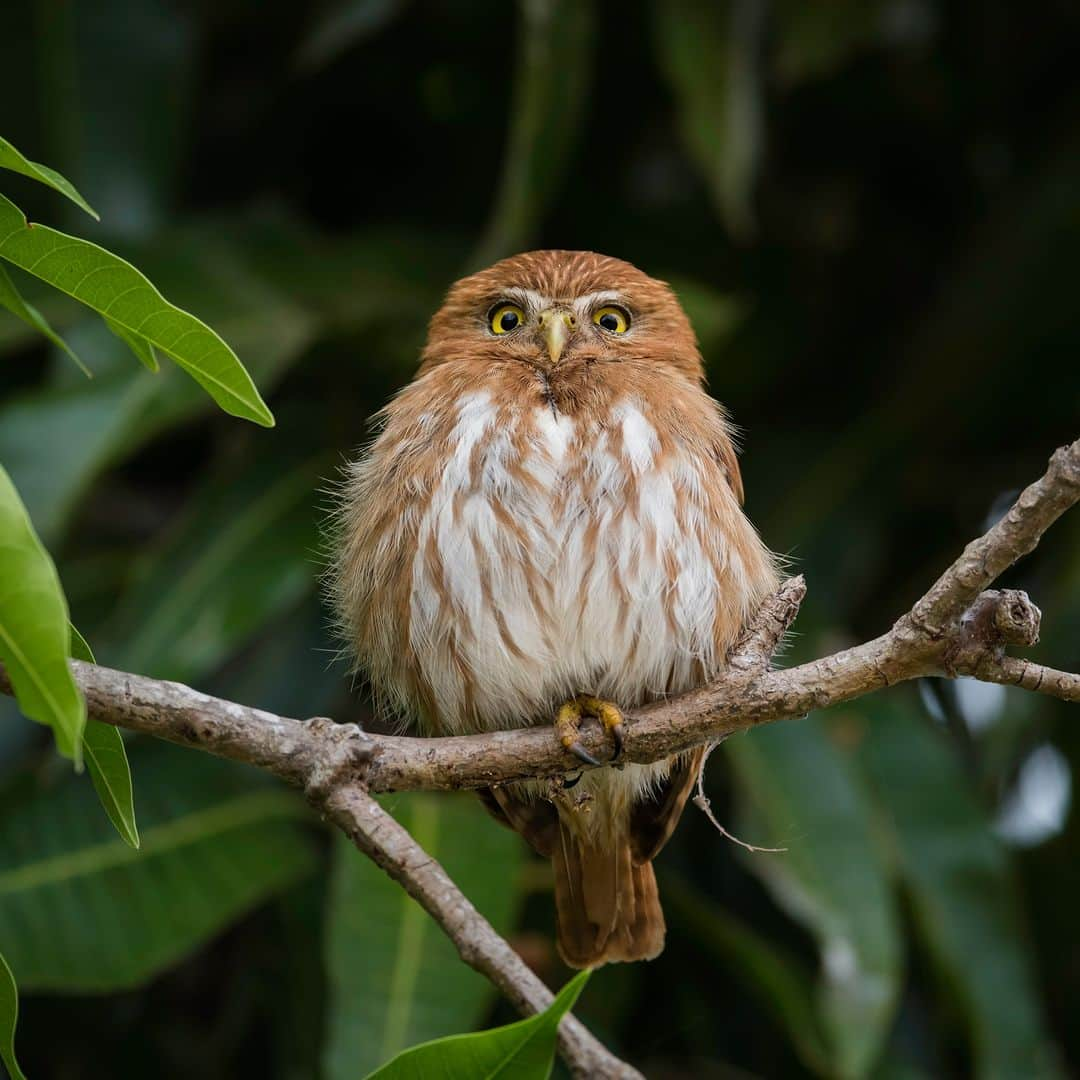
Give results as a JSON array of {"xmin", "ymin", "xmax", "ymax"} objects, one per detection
[{"xmin": 331, "ymin": 250, "xmax": 778, "ymax": 967}]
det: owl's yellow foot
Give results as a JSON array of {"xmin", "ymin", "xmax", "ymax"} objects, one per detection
[{"xmin": 556, "ymin": 695, "xmax": 625, "ymax": 766}]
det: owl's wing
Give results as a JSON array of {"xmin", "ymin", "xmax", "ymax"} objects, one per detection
[
  {"xmin": 476, "ymin": 786, "xmax": 558, "ymax": 858},
  {"xmin": 629, "ymin": 746, "xmax": 705, "ymax": 864}
]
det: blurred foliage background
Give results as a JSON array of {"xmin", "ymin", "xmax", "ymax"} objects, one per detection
[{"xmin": 1, "ymin": 0, "xmax": 1079, "ymax": 1076}]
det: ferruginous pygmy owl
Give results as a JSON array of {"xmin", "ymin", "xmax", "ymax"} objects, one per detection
[{"xmin": 332, "ymin": 250, "xmax": 778, "ymax": 968}]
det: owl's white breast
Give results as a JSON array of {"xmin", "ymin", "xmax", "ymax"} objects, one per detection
[{"xmin": 408, "ymin": 390, "xmax": 742, "ymax": 737}]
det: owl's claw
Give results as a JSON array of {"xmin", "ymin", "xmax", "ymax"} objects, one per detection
[
  {"xmin": 567, "ymin": 742, "xmax": 603, "ymax": 767},
  {"xmin": 555, "ymin": 695, "xmax": 625, "ymax": 766},
  {"xmin": 610, "ymin": 719, "xmax": 625, "ymax": 760}
]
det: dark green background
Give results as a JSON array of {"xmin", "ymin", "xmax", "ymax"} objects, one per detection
[{"xmin": 1, "ymin": 1, "xmax": 1079, "ymax": 1077}]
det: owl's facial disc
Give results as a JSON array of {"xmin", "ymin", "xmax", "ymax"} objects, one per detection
[
  {"xmin": 537, "ymin": 308, "xmax": 576, "ymax": 365},
  {"xmin": 484, "ymin": 286, "xmax": 635, "ymax": 371}
]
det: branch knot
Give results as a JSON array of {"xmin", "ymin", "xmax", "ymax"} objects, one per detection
[
  {"xmin": 302, "ymin": 717, "xmax": 376, "ymax": 802},
  {"xmin": 942, "ymin": 589, "xmax": 1041, "ymax": 677}
]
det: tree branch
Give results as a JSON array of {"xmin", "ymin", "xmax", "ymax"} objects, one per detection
[
  {"xmin": 1, "ymin": 436, "xmax": 1077, "ymax": 1079},
  {"xmin": 0, "ymin": 677, "xmax": 641, "ymax": 1079},
  {"xmin": 316, "ymin": 779, "xmax": 643, "ymax": 1078},
  {"xmin": 968, "ymin": 656, "xmax": 1080, "ymax": 702},
  {"xmin": 908, "ymin": 440, "xmax": 1080, "ymax": 634}
]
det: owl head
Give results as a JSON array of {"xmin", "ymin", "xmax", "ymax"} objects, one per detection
[{"xmin": 419, "ymin": 250, "xmax": 704, "ymax": 382}]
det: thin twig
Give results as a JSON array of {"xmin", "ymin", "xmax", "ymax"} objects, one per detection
[
  {"xmin": 976, "ymin": 657, "xmax": 1080, "ymax": 702},
  {"xmin": 691, "ymin": 588, "xmax": 794, "ymax": 852},
  {"xmin": 692, "ymin": 743, "xmax": 786, "ymax": 854}
]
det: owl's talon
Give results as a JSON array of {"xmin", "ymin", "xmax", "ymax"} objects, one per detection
[
  {"xmin": 555, "ymin": 695, "xmax": 625, "ymax": 766},
  {"xmin": 568, "ymin": 742, "xmax": 603, "ymax": 767},
  {"xmin": 609, "ymin": 721, "xmax": 625, "ymax": 761},
  {"xmin": 577, "ymin": 695, "xmax": 626, "ymax": 763}
]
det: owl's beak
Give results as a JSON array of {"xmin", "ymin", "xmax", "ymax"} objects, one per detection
[{"xmin": 537, "ymin": 309, "xmax": 576, "ymax": 366}]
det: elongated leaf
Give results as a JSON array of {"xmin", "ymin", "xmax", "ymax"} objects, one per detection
[
  {"xmin": 0, "ymin": 234, "xmax": 317, "ymax": 544},
  {"xmin": 67, "ymin": 624, "xmax": 94, "ymax": 664},
  {"xmin": 104, "ymin": 454, "xmax": 325, "ymax": 684},
  {"xmin": 68, "ymin": 625, "xmax": 140, "ymax": 849},
  {"xmin": 856, "ymin": 696, "xmax": 1062, "ymax": 1078},
  {"xmin": 0, "ymin": 742, "xmax": 315, "ymax": 991},
  {"xmin": 726, "ymin": 718, "xmax": 902, "ymax": 1079},
  {"xmin": 470, "ymin": 0, "xmax": 593, "ymax": 267},
  {"xmin": 366, "ymin": 970, "xmax": 589, "ymax": 1080},
  {"xmin": 81, "ymin": 720, "xmax": 139, "ymax": 850},
  {"xmin": 0, "ymin": 466, "xmax": 84, "ymax": 762},
  {"xmin": 654, "ymin": 0, "xmax": 766, "ymax": 237},
  {"xmin": 0, "ymin": 134, "xmax": 98, "ymax": 219},
  {"xmin": 104, "ymin": 315, "xmax": 158, "ymax": 370},
  {"xmin": 0, "ymin": 262, "xmax": 88, "ymax": 374},
  {"xmin": 324, "ymin": 793, "xmax": 526, "ymax": 1077},
  {"xmin": 0, "ymin": 193, "xmax": 273, "ymax": 426},
  {"xmin": 0, "ymin": 953, "xmax": 25, "ymax": 1080},
  {"xmin": 100, "ymin": 223, "xmax": 320, "ymax": 447}
]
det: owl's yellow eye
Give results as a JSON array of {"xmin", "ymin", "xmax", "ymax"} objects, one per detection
[
  {"xmin": 489, "ymin": 303, "xmax": 525, "ymax": 335},
  {"xmin": 593, "ymin": 306, "xmax": 630, "ymax": 334}
]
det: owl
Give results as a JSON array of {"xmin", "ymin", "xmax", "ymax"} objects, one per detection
[{"xmin": 332, "ymin": 250, "xmax": 778, "ymax": 967}]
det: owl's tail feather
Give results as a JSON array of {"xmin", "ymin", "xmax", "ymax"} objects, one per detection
[{"xmin": 552, "ymin": 824, "xmax": 665, "ymax": 968}]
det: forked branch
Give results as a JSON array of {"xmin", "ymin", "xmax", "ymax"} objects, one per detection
[{"xmin": 2, "ymin": 436, "xmax": 1077, "ymax": 1080}]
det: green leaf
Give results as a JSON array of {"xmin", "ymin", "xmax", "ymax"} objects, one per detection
[
  {"xmin": 103, "ymin": 222, "xmax": 321, "ymax": 446},
  {"xmin": 856, "ymin": 695, "xmax": 1063, "ymax": 1078},
  {"xmin": 69, "ymin": 625, "xmax": 140, "ymax": 850},
  {"xmin": 470, "ymin": 0, "xmax": 594, "ymax": 267},
  {"xmin": 0, "ymin": 232, "xmax": 317, "ymax": 544},
  {"xmin": 0, "ymin": 742, "xmax": 315, "ymax": 991},
  {"xmin": 0, "ymin": 953, "xmax": 26, "ymax": 1080},
  {"xmin": 0, "ymin": 219, "xmax": 410, "ymax": 542},
  {"xmin": 67, "ymin": 623, "xmax": 95, "ymax": 664},
  {"xmin": 324, "ymin": 793, "xmax": 526, "ymax": 1077},
  {"xmin": 654, "ymin": 0, "xmax": 766, "ymax": 237},
  {"xmin": 0, "ymin": 134, "xmax": 98, "ymax": 219},
  {"xmin": 365, "ymin": 969, "xmax": 589, "ymax": 1080},
  {"xmin": 0, "ymin": 465, "xmax": 84, "ymax": 763},
  {"xmin": 0, "ymin": 262, "xmax": 89, "ymax": 374},
  {"xmin": 726, "ymin": 717, "xmax": 902, "ymax": 1079},
  {"xmin": 103, "ymin": 315, "xmax": 158, "ymax": 370},
  {"xmin": 0, "ymin": 192, "xmax": 273, "ymax": 426},
  {"xmin": 82, "ymin": 722, "xmax": 139, "ymax": 850}
]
